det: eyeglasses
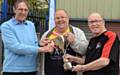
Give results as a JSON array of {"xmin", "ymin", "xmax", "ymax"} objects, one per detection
[
  {"xmin": 17, "ymin": 8, "xmax": 29, "ymax": 12},
  {"xmin": 88, "ymin": 20, "xmax": 103, "ymax": 24},
  {"xmin": 55, "ymin": 16, "xmax": 68, "ymax": 20}
]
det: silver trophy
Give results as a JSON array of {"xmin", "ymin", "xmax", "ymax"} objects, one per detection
[
  {"xmin": 59, "ymin": 35, "xmax": 73, "ymax": 70},
  {"xmin": 52, "ymin": 35, "xmax": 73, "ymax": 70}
]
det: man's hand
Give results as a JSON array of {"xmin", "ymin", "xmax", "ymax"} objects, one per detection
[
  {"xmin": 39, "ymin": 40, "xmax": 55, "ymax": 53},
  {"xmin": 63, "ymin": 54, "xmax": 85, "ymax": 64},
  {"xmin": 72, "ymin": 65, "xmax": 85, "ymax": 72},
  {"xmin": 63, "ymin": 54, "xmax": 75, "ymax": 62},
  {"xmin": 64, "ymin": 32, "xmax": 75, "ymax": 44},
  {"xmin": 40, "ymin": 38, "xmax": 51, "ymax": 46}
]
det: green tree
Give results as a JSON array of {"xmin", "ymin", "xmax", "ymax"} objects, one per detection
[{"xmin": 27, "ymin": 0, "xmax": 48, "ymax": 17}]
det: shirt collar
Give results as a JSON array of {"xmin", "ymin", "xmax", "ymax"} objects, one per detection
[{"xmin": 12, "ymin": 18, "xmax": 28, "ymax": 25}]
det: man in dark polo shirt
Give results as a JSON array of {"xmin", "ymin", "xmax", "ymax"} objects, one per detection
[{"xmin": 66, "ymin": 12, "xmax": 119, "ymax": 75}]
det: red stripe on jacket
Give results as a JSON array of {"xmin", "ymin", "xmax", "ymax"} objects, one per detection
[{"xmin": 101, "ymin": 31, "xmax": 116, "ymax": 58}]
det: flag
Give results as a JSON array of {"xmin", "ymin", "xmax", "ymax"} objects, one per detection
[{"xmin": 48, "ymin": 0, "xmax": 56, "ymax": 30}]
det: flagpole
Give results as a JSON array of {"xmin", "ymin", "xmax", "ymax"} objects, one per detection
[{"xmin": 48, "ymin": 0, "xmax": 56, "ymax": 30}]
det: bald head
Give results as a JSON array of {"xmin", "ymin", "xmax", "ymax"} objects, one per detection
[{"xmin": 88, "ymin": 12, "xmax": 103, "ymax": 21}]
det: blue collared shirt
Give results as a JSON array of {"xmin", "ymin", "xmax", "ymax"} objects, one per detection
[{"xmin": 1, "ymin": 18, "xmax": 39, "ymax": 72}]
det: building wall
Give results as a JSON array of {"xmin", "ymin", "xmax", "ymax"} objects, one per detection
[{"xmin": 56, "ymin": 0, "xmax": 120, "ymax": 20}]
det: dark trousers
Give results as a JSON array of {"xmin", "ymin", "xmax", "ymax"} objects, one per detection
[{"xmin": 3, "ymin": 71, "xmax": 37, "ymax": 75}]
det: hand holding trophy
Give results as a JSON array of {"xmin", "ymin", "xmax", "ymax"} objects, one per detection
[
  {"xmin": 39, "ymin": 38, "xmax": 55, "ymax": 53},
  {"xmin": 63, "ymin": 54, "xmax": 73, "ymax": 70}
]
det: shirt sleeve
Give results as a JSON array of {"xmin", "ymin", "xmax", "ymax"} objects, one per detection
[
  {"xmin": 1, "ymin": 22, "xmax": 39, "ymax": 55},
  {"xmin": 101, "ymin": 31, "xmax": 119, "ymax": 63}
]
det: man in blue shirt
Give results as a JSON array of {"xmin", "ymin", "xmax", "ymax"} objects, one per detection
[{"xmin": 0, "ymin": 0, "xmax": 54, "ymax": 75}]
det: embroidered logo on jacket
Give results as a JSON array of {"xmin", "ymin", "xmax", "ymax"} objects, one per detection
[{"xmin": 96, "ymin": 42, "xmax": 101, "ymax": 49}]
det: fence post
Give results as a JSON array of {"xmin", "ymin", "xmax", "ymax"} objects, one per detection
[
  {"xmin": 0, "ymin": 34, "xmax": 2, "ymax": 74},
  {"xmin": 1, "ymin": 0, "xmax": 8, "ymax": 21}
]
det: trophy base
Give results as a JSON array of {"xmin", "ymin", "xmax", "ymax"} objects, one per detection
[{"xmin": 63, "ymin": 62, "xmax": 73, "ymax": 70}]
